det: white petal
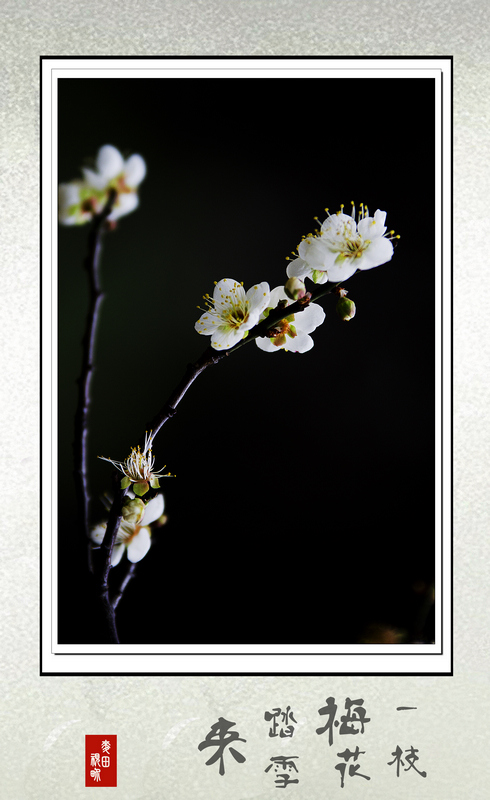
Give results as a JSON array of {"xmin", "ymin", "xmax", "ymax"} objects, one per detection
[
  {"xmin": 195, "ymin": 312, "xmax": 221, "ymax": 334},
  {"xmin": 358, "ymin": 211, "xmax": 387, "ymax": 239},
  {"xmin": 123, "ymin": 154, "xmax": 146, "ymax": 187},
  {"xmin": 298, "ymin": 237, "xmax": 328, "ymax": 267},
  {"xmin": 211, "ymin": 325, "xmax": 244, "ymax": 350},
  {"xmin": 58, "ymin": 182, "xmax": 81, "ymax": 206},
  {"xmin": 240, "ymin": 308, "xmax": 262, "ymax": 332},
  {"xmin": 295, "ymin": 302, "xmax": 326, "ymax": 335},
  {"xmin": 358, "ymin": 236, "xmax": 394, "ymax": 270},
  {"xmin": 246, "ymin": 282, "xmax": 270, "ymax": 315},
  {"xmin": 259, "ymin": 287, "xmax": 289, "ymax": 323},
  {"xmin": 213, "ymin": 278, "xmax": 243, "ymax": 302},
  {"xmin": 59, "ymin": 214, "xmax": 78, "ymax": 226},
  {"xmin": 89, "ymin": 523, "xmax": 107, "ymax": 545},
  {"xmin": 142, "ymin": 494, "xmax": 164, "ymax": 525},
  {"xmin": 96, "ymin": 145, "xmax": 124, "ymax": 180},
  {"xmin": 116, "ymin": 521, "xmax": 134, "ymax": 544},
  {"xmin": 321, "ymin": 213, "xmax": 356, "ymax": 235},
  {"xmin": 127, "ymin": 527, "xmax": 152, "ymax": 563},
  {"xmin": 110, "ymin": 192, "xmax": 139, "ymax": 220},
  {"xmin": 286, "ymin": 258, "xmax": 310, "ymax": 280},
  {"xmin": 111, "ymin": 543, "xmax": 126, "ymax": 566},
  {"xmin": 209, "ymin": 280, "xmax": 238, "ymax": 317},
  {"xmin": 255, "ymin": 336, "xmax": 281, "ymax": 352},
  {"xmin": 323, "ymin": 257, "xmax": 358, "ymax": 283},
  {"xmin": 374, "ymin": 208, "xmax": 387, "ymax": 229},
  {"xmin": 81, "ymin": 167, "xmax": 108, "ymax": 191},
  {"xmin": 287, "ymin": 332, "xmax": 314, "ymax": 353}
]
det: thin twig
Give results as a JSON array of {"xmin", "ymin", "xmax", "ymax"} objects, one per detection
[
  {"xmin": 111, "ymin": 562, "xmax": 137, "ymax": 609},
  {"xmin": 71, "ymin": 191, "xmax": 119, "ymax": 642},
  {"xmin": 73, "ymin": 189, "xmax": 117, "ymax": 541}
]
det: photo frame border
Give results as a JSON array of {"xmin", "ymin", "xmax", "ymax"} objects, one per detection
[{"xmin": 41, "ymin": 55, "xmax": 453, "ymax": 676}]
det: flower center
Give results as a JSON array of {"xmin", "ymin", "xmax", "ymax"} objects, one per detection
[
  {"xmin": 108, "ymin": 173, "xmax": 132, "ymax": 195},
  {"xmin": 199, "ymin": 281, "xmax": 251, "ymax": 330},
  {"xmin": 268, "ymin": 315, "xmax": 297, "ymax": 347},
  {"xmin": 118, "ymin": 522, "xmax": 141, "ymax": 546},
  {"xmin": 341, "ymin": 232, "xmax": 366, "ymax": 258},
  {"xmin": 225, "ymin": 303, "xmax": 249, "ymax": 328},
  {"xmin": 126, "ymin": 524, "xmax": 141, "ymax": 543}
]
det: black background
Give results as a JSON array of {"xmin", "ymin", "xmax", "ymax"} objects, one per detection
[{"xmin": 57, "ymin": 74, "xmax": 436, "ymax": 645}]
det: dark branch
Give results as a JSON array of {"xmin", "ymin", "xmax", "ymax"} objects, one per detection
[
  {"xmin": 73, "ymin": 189, "xmax": 117, "ymax": 542},
  {"xmin": 111, "ymin": 562, "xmax": 137, "ymax": 610}
]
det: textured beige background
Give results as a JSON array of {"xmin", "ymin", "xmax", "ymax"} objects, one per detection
[{"xmin": 1, "ymin": 1, "xmax": 488, "ymax": 797}]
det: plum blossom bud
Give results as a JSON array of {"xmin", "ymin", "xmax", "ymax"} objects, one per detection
[
  {"xmin": 122, "ymin": 497, "xmax": 146, "ymax": 525},
  {"xmin": 336, "ymin": 289, "xmax": 356, "ymax": 321},
  {"xmin": 284, "ymin": 277, "xmax": 306, "ymax": 301}
]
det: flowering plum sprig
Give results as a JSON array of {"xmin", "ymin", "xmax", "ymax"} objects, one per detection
[
  {"xmin": 90, "ymin": 493, "xmax": 165, "ymax": 566},
  {"xmin": 98, "ymin": 431, "xmax": 172, "ymax": 496},
  {"xmin": 59, "ymin": 144, "xmax": 146, "ymax": 225},
  {"xmin": 256, "ymin": 285, "xmax": 326, "ymax": 353},
  {"xmin": 287, "ymin": 202, "xmax": 398, "ymax": 285},
  {"xmin": 195, "ymin": 278, "xmax": 270, "ymax": 350}
]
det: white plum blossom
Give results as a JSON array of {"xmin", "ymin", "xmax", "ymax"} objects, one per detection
[
  {"xmin": 98, "ymin": 431, "xmax": 172, "ymax": 496},
  {"xmin": 58, "ymin": 144, "xmax": 146, "ymax": 225},
  {"xmin": 90, "ymin": 493, "xmax": 164, "ymax": 566},
  {"xmin": 195, "ymin": 278, "xmax": 270, "ymax": 350},
  {"xmin": 287, "ymin": 203, "xmax": 397, "ymax": 285},
  {"xmin": 255, "ymin": 286, "xmax": 326, "ymax": 353},
  {"xmin": 58, "ymin": 181, "xmax": 97, "ymax": 226}
]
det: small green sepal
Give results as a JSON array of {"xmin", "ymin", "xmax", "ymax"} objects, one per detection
[
  {"xmin": 120, "ymin": 476, "xmax": 131, "ymax": 489},
  {"xmin": 133, "ymin": 480, "xmax": 150, "ymax": 497}
]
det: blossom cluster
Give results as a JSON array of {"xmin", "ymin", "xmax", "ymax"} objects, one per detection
[
  {"xmin": 90, "ymin": 492, "xmax": 165, "ymax": 566},
  {"xmin": 287, "ymin": 202, "xmax": 397, "ymax": 285},
  {"xmin": 195, "ymin": 202, "xmax": 396, "ymax": 353},
  {"xmin": 64, "ymin": 178, "xmax": 398, "ymax": 574},
  {"xmin": 59, "ymin": 144, "xmax": 146, "ymax": 225},
  {"xmin": 94, "ymin": 432, "xmax": 171, "ymax": 565}
]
